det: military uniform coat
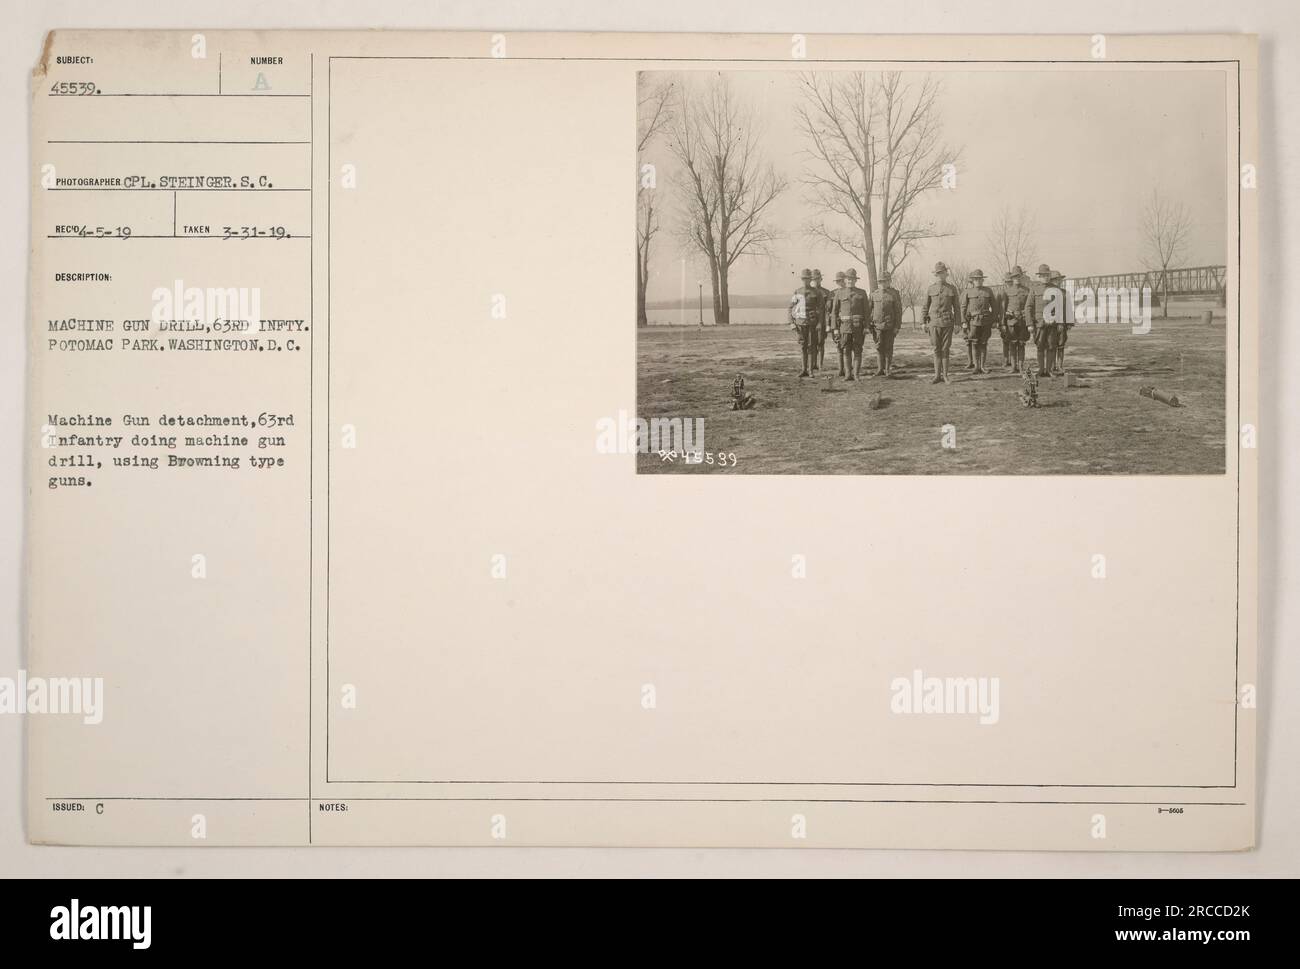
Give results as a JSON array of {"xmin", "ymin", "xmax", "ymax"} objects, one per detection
[
  {"xmin": 960, "ymin": 284, "xmax": 998, "ymax": 346},
  {"xmin": 789, "ymin": 285, "xmax": 824, "ymax": 350},
  {"xmin": 1000, "ymin": 281, "xmax": 1031, "ymax": 342},
  {"xmin": 868, "ymin": 286, "xmax": 903, "ymax": 332},
  {"xmin": 813, "ymin": 285, "xmax": 833, "ymax": 337},
  {"xmin": 832, "ymin": 285, "xmax": 869, "ymax": 351},
  {"xmin": 1025, "ymin": 281, "xmax": 1061, "ymax": 349},
  {"xmin": 922, "ymin": 280, "xmax": 960, "ymax": 328}
]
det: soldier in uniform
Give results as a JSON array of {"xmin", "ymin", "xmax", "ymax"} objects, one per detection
[
  {"xmin": 1025, "ymin": 263, "xmax": 1059, "ymax": 378},
  {"xmin": 831, "ymin": 268, "xmax": 869, "ymax": 380},
  {"xmin": 959, "ymin": 269, "xmax": 998, "ymax": 376},
  {"xmin": 811, "ymin": 269, "xmax": 833, "ymax": 373},
  {"xmin": 995, "ymin": 270, "xmax": 1012, "ymax": 369},
  {"xmin": 788, "ymin": 268, "xmax": 825, "ymax": 378},
  {"xmin": 921, "ymin": 261, "xmax": 960, "ymax": 384},
  {"xmin": 962, "ymin": 313, "xmax": 977, "ymax": 370},
  {"xmin": 828, "ymin": 270, "xmax": 847, "ymax": 376},
  {"xmin": 868, "ymin": 269, "xmax": 904, "ymax": 377},
  {"xmin": 999, "ymin": 265, "xmax": 1031, "ymax": 374},
  {"xmin": 1051, "ymin": 269, "xmax": 1070, "ymax": 376}
]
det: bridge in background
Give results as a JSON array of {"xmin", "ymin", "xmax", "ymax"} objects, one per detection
[{"xmin": 1064, "ymin": 265, "xmax": 1227, "ymax": 305}]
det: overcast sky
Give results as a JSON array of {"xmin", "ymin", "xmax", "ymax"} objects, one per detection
[{"xmin": 641, "ymin": 67, "xmax": 1228, "ymax": 301}]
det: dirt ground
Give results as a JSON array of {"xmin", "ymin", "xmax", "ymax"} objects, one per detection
[{"xmin": 636, "ymin": 315, "xmax": 1227, "ymax": 475}]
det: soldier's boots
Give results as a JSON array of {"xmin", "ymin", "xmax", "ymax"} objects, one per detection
[
  {"xmin": 965, "ymin": 345, "xmax": 976, "ymax": 370},
  {"xmin": 874, "ymin": 351, "xmax": 886, "ymax": 377},
  {"xmin": 974, "ymin": 347, "xmax": 986, "ymax": 375},
  {"xmin": 943, "ymin": 351, "xmax": 952, "ymax": 383},
  {"xmin": 1036, "ymin": 348, "xmax": 1049, "ymax": 377}
]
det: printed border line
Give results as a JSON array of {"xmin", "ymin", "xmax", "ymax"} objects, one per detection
[
  {"xmin": 329, "ymin": 57, "xmax": 1238, "ymax": 64},
  {"xmin": 323, "ymin": 54, "xmax": 1243, "ymax": 797},
  {"xmin": 326, "ymin": 56, "xmax": 332, "ymax": 789},
  {"xmin": 309, "ymin": 50, "xmax": 315, "ymax": 845},
  {"xmin": 45, "ymin": 796, "xmax": 1246, "ymax": 806},
  {"xmin": 1234, "ymin": 58, "xmax": 1242, "ymax": 789}
]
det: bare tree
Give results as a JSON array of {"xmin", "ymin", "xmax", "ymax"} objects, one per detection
[
  {"xmin": 667, "ymin": 74, "xmax": 787, "ymax": 325},
  {"xmin": 984, "ymin": 203, "xmax": 1037, "ymax": 277},
  {"xmin": 891, "ymin": 265, "xmax": 924, "ymax": 324},
  {"xmin": 1140, "ymin": 188, "xmax": 1193, "ymax": 319},
  {"xmin": 794, "ymin": 71, "xmax": 960, "ymax": 292},
  {"xmin": 636, "ymin": 75, "xmax": 674, "ymax": 327},
  {"xmin": 945, "ymin": 261, "xmax": 972, "ymax": 295}
]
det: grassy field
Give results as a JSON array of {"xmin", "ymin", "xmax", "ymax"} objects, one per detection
[{"xmin": 636, "ymin": 314, "xmax": 1227, "ymax": 475}]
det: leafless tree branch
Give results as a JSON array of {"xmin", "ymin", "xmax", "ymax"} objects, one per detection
[
  {"xmin": 666, "ymin": 74, "xmax": 787, "ymax": 324},
  {"xmin": 795, "ymin": 71, "xmax": 961, "ymax": 291}
]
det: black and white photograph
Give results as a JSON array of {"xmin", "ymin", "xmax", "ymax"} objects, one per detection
[
  {"xmin": 636, "ymin": 67, "xmax": 1231, "ymax": 474},
  {"xmin": 0, "ymin": 0, "xmax": 1289, "ymax": 939}
]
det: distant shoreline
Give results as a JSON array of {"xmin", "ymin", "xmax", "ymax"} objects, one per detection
[
  {"xmin": 645, "ymin": 296, "xmax": 789, "ymax": 311},
  {"xmin": 643, "ymin": 320, "xmax": 785, "ymax": 327}
]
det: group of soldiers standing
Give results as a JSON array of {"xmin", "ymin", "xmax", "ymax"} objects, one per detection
[
  {"xmin": 925, "ymin": 261, "xmax": 1073, "ymax": 383},
  {"xmin": 787, "ymin": 267, "xmax": 903, "ymax": 381},
  {"xmin": 789, "ymin": 262, "xmax": 1073, "ymax": 386}
]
